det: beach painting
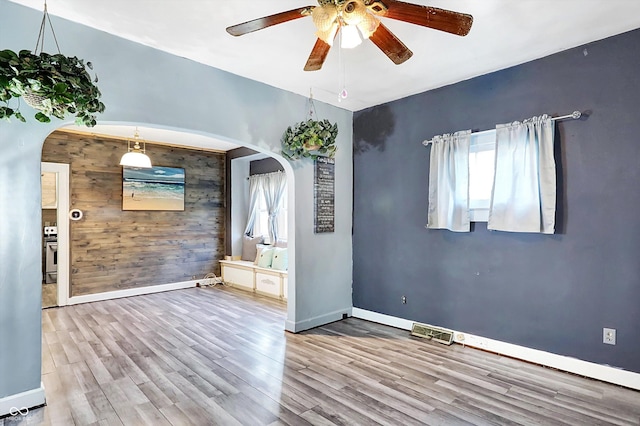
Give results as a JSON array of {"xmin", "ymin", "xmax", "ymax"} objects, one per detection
[{"xmin": 123, "ymin": 166, "xmax": 185, "ymax": 211}]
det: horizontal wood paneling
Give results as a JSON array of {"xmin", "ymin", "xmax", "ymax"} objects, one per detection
[{"xmin": 42, "ymin": 131, "xmax": 226, "ymax": 296}]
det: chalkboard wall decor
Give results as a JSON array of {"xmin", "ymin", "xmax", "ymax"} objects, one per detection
[{"xmin": 314, "ymin": 157, "xmax": 335, "ymax": 233}]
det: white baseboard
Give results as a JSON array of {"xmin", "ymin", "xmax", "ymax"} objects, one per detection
[
  {"xmin": 352, "ymin": 308, "xmax": 415, "ymax": 330},
  {"xmin": 67, "ymin": 280, "xmax": 198, "ymax": 305},
  {"xmin": 287, "ymin": 307, "xmax": 352, "ymax": 333},
  {"xmin": 0, "ymin": 383, "xmax": 45, "ymax": 418},
  {"xmin": 352, "ymin": 308, "xmax": 640, "ymax": 391}
]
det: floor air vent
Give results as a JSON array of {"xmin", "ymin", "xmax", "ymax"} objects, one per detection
[{"xmin": 411, "ymin": 323, "xmax": 454, "ymax": 345}]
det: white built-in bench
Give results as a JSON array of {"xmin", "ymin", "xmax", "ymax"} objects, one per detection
[{"xmin": 219, "ymin": 260, "xmax": 288, "ymax": 300}]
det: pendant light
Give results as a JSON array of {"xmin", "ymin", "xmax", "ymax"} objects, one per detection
[{"xmin": 119, "ymin": 128, "xmax": 152, "ymax": 169}]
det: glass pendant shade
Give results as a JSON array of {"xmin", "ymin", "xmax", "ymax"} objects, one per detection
[{"xmin": 340, "ymin": 25, "xmax": 362, "ymax": 49}]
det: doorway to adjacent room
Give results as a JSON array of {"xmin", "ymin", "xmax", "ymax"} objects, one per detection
[{"xmin": 41, "ymin": 162, "xmax": 70, "ymax": 308}]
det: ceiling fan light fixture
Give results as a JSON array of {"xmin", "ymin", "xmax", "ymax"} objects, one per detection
[
  {"xmin": 355, "ymin": 12, "xmax": 380, "ymax": 39},
  {"xmin": 317, "ymin": 23, "xmax": 339, "ymax": 46},
  {"xmin": 341, "ymin": 0, "xmax": 379, "ymax": 36},
  {"xmin": 313, "ymin": 4, "xmax": 339, "ymax": 45},
  {"xmin": 340, "ymin": 24, "xmax": 362, "ymax": 48}
]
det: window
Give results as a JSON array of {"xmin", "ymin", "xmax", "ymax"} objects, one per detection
[
  {"xmin": 468, "ymin": 130, "xmax": 496, "ymax": 222},
  {"xmin": 427, "ymin": 116, "xmax": 556, "ymax": 233},
  {"xmin": 252, "ymin": 184, "xmax": 288, "ymax": 243}
]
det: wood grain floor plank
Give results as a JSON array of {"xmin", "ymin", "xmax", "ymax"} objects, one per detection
[
  {"xmin": 338, "ymin": 384, "xmax": 433, "ymax": 426},
  {"xmin": 296, "ymin": 407, "xmax": 339, "ymax": 426},
  {"xmin": 132, "ymin": 401, "xmax": 171, "ymax": 426},
  {"xmin": 66, "ymin": 393, "xmax": 99, "ymax": 425},
  {"xmin": 174, "ymin": 398, "xmax": 242, "ymax": 426},
  {"xmin": 213, "ymin": 391, "xmax": 280, "ymax": 425},
  {"xmin": 47, "ymin": 342, "xmax": 70, "ymax": 368},
  {"xmin": 41, "ymin": 336, "xmax": 56, "ymax": 376},
  {"xmin": 287, "ymin": 368, "xmax": 414, "ymax": 425},
  {"xmin": 506, "ymin": 386, "xmax": 622, "ymax": 426},
  {"xmin": 552, "ymin": 391, "xmax": 638, "ymax": 425},
  {"xmin": 12, "ymin": 286, "xmax": 639, "ymax": 425},
  {"xmin": 83, "ymin": 389, "xmax": 118, "ymax": 422},
  {"xmin": 381, "ymin": 377, "xmax": 457, "ymax": 405},
  {"xmin": 445, "ymin": 383, "xmax": 570, "ymax": 425},
  {"xmin": 137, "ymin": 381, "xmax": 174, "ymax": 410},
  {"xmin": 140, "ymin": 371, "xmax": 188, "ymax": 405}
]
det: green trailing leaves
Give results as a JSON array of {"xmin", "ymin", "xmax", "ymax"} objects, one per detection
[
  {"xmin": 281, "ymin": 119, "xmax": 338, "ymax": 160},
  {"xmin": 35, "ymin": 112, "xmax": 51, "ymax": 123},
  {"xmin": 0, "ymin": 106, "xmax": 14, "ymax": 121},
  {"xmin": 0, "ymin": 49, "xmax": 105, "ymax": 126}
]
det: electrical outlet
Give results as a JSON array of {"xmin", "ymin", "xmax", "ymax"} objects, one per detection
[
  {"xmin": 401, "ymin": 295, "xmax": 407, "ymax": 304},
  {"xmin": 603, "ymin": 328, "xmax": 616, "ymax": 345}
]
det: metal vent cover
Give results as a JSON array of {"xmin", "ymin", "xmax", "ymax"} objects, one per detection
[{"xmin": 411, "ymin": 323, "xmax": 454, "ymax": 345}]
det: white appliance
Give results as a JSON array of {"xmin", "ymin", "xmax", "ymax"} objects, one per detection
[{"xmin": 44, "ymin": 226, "xmax": 58, "ymax": 284}]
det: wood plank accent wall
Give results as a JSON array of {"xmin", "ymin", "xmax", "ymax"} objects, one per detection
[{"xmin": 42, "ymin": 131, "xmax": 226, "ymax": 297}]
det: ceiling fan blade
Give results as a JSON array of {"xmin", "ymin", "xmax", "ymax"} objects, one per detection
[
  {"xmin": 226, "ymin": 6, "xmax": 314, "ymax": 36},
  {"xmin": 379, "ymin": 1, "xmax": 473, "ymax": 36},
  {"xmin": 304, "ymin": 38, "xmax": 332, "ymax": 71},
  {"xmin": 369, "ymin": 22, "xmax": 413, "ymax": 65}
]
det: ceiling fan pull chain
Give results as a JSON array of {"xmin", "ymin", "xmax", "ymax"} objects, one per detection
[
  {"xmin": 338, "ymin": 28, "xmax": 348, "ymax": 101},
  {"xmin": 338, "ymin": 29, "xmax": 343, "ymax": 102}
]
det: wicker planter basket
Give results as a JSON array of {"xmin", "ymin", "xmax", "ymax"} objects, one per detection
[{"xmin": 22, "ymin": 92, "xmax": 48, "ymax": 111}]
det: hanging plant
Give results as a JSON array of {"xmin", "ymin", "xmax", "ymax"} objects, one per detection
[
  {"xmin": 281, "ymin": 118, "xmax": 338, "ymax": 160},
  {"xmin": 0, "ymin": 50, "xmax": 105, "ymax": 126},
  {"xmin": 0, "ymin": 3, "xmax": 105, "ymax": 127},
  {"xmin": 281, "ymin": 94, "xmax": 338, "ymax": 160}
]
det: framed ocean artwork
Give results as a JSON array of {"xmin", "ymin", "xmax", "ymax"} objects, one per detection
[{"xmin": 122, "ymin": 166, "xmax": 185, "ymax": 211}]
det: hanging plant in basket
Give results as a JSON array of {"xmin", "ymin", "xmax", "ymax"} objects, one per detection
[
  {"xmin": 0, "ymin": 3, "xmax": 105, "ymax": 126},
  {"xmin": 281, "ymin": 94, "xmax": 338, "ymax": 160},
  {"xmin": 281, "ymin": 118, "xmax": 338, "ymax": 160}
]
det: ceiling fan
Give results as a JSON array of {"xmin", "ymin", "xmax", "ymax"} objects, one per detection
[{"xmin": 226, "ymin": 0, "xmax": 473, "ymax": 71}]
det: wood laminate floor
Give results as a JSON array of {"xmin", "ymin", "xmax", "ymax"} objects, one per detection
[
  {"xmin": 42, "ymin": 283, "xmax": 57, "ymax": 309},
  {"xmin": 3, "ymin": 286, "xmax": 639, "ymax": 425}
]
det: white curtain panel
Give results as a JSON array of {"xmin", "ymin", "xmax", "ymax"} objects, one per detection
[
  {"xmin": 262, "ymin": 171, "xmax": 287, "ymax": 244},
  {"xmin": 244, "ymin": 175, "xmax": 261, "ymax": 236},
  {"xmin": 489, "ymin": 115, "xmax": 556, "ymax": 234},
  {"xmin": 427, "ymin": 130, "xmax": 471, "ymax": 232}
]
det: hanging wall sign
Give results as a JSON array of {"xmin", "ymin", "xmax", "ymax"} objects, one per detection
[{"xmin": 314, "ymin": 157, "xmax": 335, "ymax": 233}]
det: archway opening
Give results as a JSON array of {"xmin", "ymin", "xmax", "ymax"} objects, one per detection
[{"xmin": 39, "ymin": 122, "xmax": 296, "ymax": 327}]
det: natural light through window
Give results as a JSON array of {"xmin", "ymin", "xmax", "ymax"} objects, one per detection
[
  {"xmin": 253, "ymin": 186, "xmax": 288, "ymax": 243},
  {"xmin": 469, "ymin": 131, "xmax": 496, "ymax": 222}
]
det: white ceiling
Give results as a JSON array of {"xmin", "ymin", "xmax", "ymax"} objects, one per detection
[{"xmin": 9, "ymin": 0, "xmax": 640, "ymax": 148}]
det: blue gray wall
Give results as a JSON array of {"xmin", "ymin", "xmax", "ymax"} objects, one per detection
[
  {"xmin": 353, "ymin": 29, "xmax": 640, "ymax": 373},
  {"xmin": 0, "ymin": 1, "xmax": 352, "ymax": 404}
]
